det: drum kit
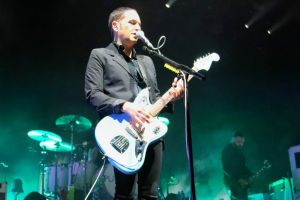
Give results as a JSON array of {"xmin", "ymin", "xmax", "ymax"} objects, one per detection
[
  {"xmin": 27, "ymin": 114, "xmax": 111, "ymax": 199},
  {"xmin": 27, "ymin": 114, "xmax": 183, "ymax": 200}
]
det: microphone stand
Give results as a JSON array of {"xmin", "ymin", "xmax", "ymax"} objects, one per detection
[
  {"xmin": 143, "ymin": 46, "xmax": 204, "ymax": 200},
  {"xmin": 142, "ymin": 46, "xmax": 205, "ymax": 81}
]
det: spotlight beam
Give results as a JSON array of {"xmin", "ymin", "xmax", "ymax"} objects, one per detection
[
  {"xmin": 165, "ymin": 0, "xmax": 177, "ymax": 8},
  {"xmin": 245, "ymin": 0, "xmax": 280, "ymax": 28},
  {"xmin": 267, "ymin": 3, "xmax": 299, "ymax": 34}
]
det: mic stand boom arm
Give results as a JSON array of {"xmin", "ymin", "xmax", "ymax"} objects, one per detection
[
  {"xmin": 143, "ymin": 46, "xmax": 200, "ymax": 200},
  {"xmin": 142, "ymin": 46, "xmax": 205, "ymax": 80}
]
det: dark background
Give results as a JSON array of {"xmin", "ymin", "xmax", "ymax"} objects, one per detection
[{"xmin": 1, "ymin": 0, "xmax": 300, "ymax": 199}]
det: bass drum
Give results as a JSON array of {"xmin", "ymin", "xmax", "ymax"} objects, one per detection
[
  {"xmin": 72, "ymin": 160, "xmax": 99, "ymax": 190},
  {"xmin": 43, "ymin": 164, "xmax": 70, "ymax": 194}
]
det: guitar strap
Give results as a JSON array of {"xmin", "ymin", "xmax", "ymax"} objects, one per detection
[{"xmin": 136, "ymin": 56, "xmax": 150, "ymax": 88}]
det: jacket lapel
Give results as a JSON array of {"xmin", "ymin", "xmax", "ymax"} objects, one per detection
[{"xmin": 105, "ymin": 43, "xmax": 131, "ymax": 75}]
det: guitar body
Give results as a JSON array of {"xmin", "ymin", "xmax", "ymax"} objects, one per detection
[
  {"xmin": 95, "ymin": 53, "xmax": 220, "ymax": 174},
  {"xmin": 95, "ymin": 88, "xmax": 168, "ymax": 174}
]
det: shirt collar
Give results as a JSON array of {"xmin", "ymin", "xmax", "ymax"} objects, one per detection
[{"xmin": 113, "ymin": 41, "xmax": 137, "ymax": 60}]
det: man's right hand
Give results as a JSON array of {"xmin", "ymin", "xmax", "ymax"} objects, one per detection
[
  {"xmin": 122, "ymin": 102, "xmax": 151, "ymax": 133},
  {"xmin": 122, "ymin": 102, "xmax": 151, "ymax": 124}
]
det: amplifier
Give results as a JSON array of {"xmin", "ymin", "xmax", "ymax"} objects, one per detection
[
  {"xmin": 269, "ymin": 178, "xmax": 293, "ymax": 200},
  {"xmin": 248, "ymin": 193, "xmax": 271, "ymax": 200},
  {"xmin": 0, "ymin": 182, "xmax": 7, "ymax": 200}
]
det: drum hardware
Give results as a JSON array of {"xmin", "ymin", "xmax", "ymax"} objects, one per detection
[
  {"xmin": 157, "ymin": 186, "xmax": 166, "ymax": 200},
  {"xmin": 27, "ymin": 115, "xmax": 93, "ymax": 199},
  {"xmin": 166, "ymin": 175, "xmax": 178, "ymax": 195},
  {"xmin": 27, "ymin": 129, "xmax": 75, "ymax": 199},
  {"xmin": 157, "ymin": 175, "xmax": 180, "ymax": 200},
  {"xmin": 39, "ymin": 141, "xmax": 75, "ymax": 152},
  {"xmin": 55, "ymin": 114, "xmax": 92, "ymax": 197},
  {"xmin": 55, "ymin": 115, "xmax": 92, "ymax": 133},
  {"xmin": 27, "ymin": 130, "xmax": 62, "ymax": 143},
  {"xmin": 39, "ymin": 142, "xmax": 74, "ymax": 199},
  {"xmin": 27, "ymin": 130, "xmax": 62, "ymax": 198},
  {"xmin": 72, "ymin": 145, "xmax": 97, "ymax": 197},
  {"xmin": 39, "ymin": 148, "xmax": 48, "ymax": 197},
  {"xmin": 71, "ymin": 150, "xmax": 88, "ymax": 194}
]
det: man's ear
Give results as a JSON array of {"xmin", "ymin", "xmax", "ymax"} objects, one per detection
[{"xmin": 112, "ymin": 21, "xmax": 119, "ymax": 32}]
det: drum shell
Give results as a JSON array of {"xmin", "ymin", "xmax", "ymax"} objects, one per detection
[{"xmin": 43, "ymin": 164, "xmax": 71, "ymax": 194}]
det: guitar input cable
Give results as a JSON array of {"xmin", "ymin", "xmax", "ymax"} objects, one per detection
[{"xmin": 84, "ymin": 156, "xmax": 107, "ymax": 200}]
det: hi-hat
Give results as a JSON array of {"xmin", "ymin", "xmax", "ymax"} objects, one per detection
[
  {"xmin": 39, "ymin": 140, "xmax": 75, "ymax": 152},
  {"xmin": 28, "ymin": 130, "xmax": 62, "ymax": 142},
  {"xmin": 55, "ymin": 115, "xmax": 92, "ymax": 133}
]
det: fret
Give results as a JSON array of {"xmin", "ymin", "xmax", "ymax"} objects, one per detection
[{"xmin": 149, "ymin": 88, "xmax": 174, "ymax": 116}]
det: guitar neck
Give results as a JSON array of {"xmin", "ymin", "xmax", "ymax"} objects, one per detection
[
  {"xmin": 149, "ymin": 75, "xmax": 193, "ymax": 117},
  {"xmin": 147, "ymin": 53, "xmax": 219, "ymax": 117},
  {"xmin": 249, "ymin": 167, "xmax": 266, "ymax": 182}
]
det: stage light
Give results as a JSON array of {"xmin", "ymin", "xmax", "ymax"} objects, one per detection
[
  {"xmin": 266, "ymin": 8, "xmax": 295, "ymax": 35},
  {"xmin": 244, "ymin": 1, "xmax": 278, "ymax": 30},
  {"xmin": 165, "ymin": 0, "xmax": 177, "ymax": 8}
]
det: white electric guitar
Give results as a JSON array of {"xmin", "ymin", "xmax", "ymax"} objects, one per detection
[{"xmin": 95, "ymin": 53, "xmax": 220, "ymax": 174}]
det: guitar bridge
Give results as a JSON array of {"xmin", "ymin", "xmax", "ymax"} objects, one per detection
[
  {"xmin": 125, "ymin": 127, "xmax": 139, "ymax": 139},
  {"xmin": 135, "ymin": 140, "xmax": 146, "ymax": 161}
]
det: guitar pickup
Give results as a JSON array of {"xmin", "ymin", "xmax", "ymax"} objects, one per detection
[{"xmin": 110, "ymin": 135, "xmax": 129, "ymax": 154}]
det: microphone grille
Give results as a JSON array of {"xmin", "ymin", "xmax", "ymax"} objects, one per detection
[{"xmin": 135, "ymin": 30, "xmax": 145, "ymax": 39}]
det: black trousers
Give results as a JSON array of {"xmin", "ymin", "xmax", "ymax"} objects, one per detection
[
  {"xmin": 114, "ymin": 141, "xmax": 163, "ymax": 200},
  {"xmin": 230, "ymin": 185, "xmax": 248, "ymax": 200}
]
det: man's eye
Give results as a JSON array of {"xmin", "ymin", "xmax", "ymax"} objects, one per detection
[{"xmin": 129, "ymin": 20, "xmax": 140, "ymax": 26}]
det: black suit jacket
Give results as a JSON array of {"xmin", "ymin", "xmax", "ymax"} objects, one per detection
[
  {"xmin": 85, "ymin": 43, "xmax": 162, "ymax": 119},
  {"xmin": 222, "ymin": 143, "xmax": 252, "ymax": 185}
]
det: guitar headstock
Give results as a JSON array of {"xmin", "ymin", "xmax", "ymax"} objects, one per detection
[
  {"xmin": 192, "ymin": 52, "xmax": 220, "ymax": 72},
  {"xmin": 263, "ymin": 160, "xmax": 272, "ymax": 169}
]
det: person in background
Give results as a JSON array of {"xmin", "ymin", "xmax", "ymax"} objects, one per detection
[{"xmin": 221, "ymin": 132, "xmax": 252, "ymax": 200}]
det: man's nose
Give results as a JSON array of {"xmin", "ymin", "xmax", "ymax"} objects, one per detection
[{"xmin": 134, "ymin": 24, "xmax": 141, "ymax": 30}]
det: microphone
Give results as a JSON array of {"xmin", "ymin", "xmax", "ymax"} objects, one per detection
[{"xmin": 136, "ymin": 30, "xmax": 155, "ymax": 49}]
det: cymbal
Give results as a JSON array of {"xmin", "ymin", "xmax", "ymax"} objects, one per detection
[
  {"xmin": 55, "ymin": 115, "xmax": 92, "ymax": 133},
  {"xmin": 28, "ymin": 130, "xmax": 62, "ymax": 142},
  {"xmin": 39, "ymin": 140, "xmax": 75, "ymax": 152}
]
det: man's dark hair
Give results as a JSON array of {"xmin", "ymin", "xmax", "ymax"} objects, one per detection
[
  {"xmin": 24, "ymin": 192, "xmax": 46, "ymax": 200},
  {"xmin": 108, "ymin": 7, "xmax": 136, "ymax": 37},
  {"xmin": 234, "ymin": 131, "xmax": 244, "ymax": 138}
]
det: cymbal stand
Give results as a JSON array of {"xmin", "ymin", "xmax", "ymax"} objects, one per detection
[
  {"xmin": 39, "ymin": 148, "xmax": 48, "ymax": 196},
  {"xmin": 83, "ymin": 148, "xmax": 88, "ymax": 197},
  {"xmin": 68, "ymin": 123, "xmax": 75, "ymax": 188},
  {"xmin": 54, "ymin": 153, "xmax": 59, "ymax": 200}
]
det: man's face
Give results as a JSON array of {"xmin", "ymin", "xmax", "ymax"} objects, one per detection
[
  {"xmin": 234, "ymin": 136, "xmax": 245, "ymax": 148},
  {"xmin": 113, "ymin": 10, "xmax": 141, "ymax": 46}
]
